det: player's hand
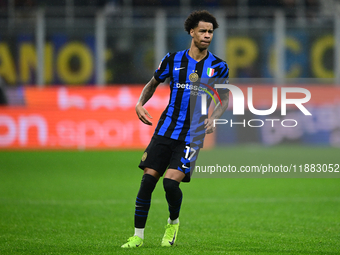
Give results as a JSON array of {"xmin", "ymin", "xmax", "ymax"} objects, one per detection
[
  {"xmin": 136, "ymin": 103, "xmax": 153, "ymax": 125},
  {"xmin": 204, "ymin": 118, "xmax": 215, "ymax": 134}
]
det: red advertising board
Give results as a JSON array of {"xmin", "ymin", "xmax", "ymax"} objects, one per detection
[
  {"xmin": 0, "ymin": 108, "xmax": 158, "ymax": 149},
  {"xmin": 1, "ymin": 86, "xmax": 168, "ymax": 149},
  {"xmin": 1, "ymin": 85, "xmax": 339, "ymax": 149},
  {"xmin": 0, "ymin": 85, "xmax": 216, "ymax": 149}
]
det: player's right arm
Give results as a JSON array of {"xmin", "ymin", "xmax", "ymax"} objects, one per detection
[{"xmin": 135, "ymin": 77, "xmax": 160, "ymax": 126}]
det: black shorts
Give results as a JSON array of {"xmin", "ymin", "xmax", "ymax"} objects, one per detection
[{"xmin": 138, "ymin": 135, "xmax": 200, "ymax": 182}]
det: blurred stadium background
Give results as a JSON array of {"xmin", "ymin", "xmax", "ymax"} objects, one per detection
[{"xmin": 0, "ymin": 0, "xmax": 339, "ymax": 149}]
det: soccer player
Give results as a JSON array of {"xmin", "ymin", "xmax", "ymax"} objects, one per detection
[{"xmin": 121, "ymin": 10, "xmax": 229, "ymax": 248}]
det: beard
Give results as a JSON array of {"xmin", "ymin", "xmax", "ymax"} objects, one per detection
[{"xmin": 194, "ymin": 40, "xmax": 210, "ymax": 51}]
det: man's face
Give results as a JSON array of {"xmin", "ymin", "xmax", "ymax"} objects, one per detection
[{"xmin": 190, "ymin": 21, "xmax": 214, "ymax": 51}]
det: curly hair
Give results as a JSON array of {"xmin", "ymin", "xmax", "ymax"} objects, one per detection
[{"xmin": 184, "ymin": 10, "xmax": 219, "ymax": 34}]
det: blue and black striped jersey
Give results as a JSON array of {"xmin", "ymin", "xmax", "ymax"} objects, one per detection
[{"xmin": 153, "ymin": 49, "xmax": 229, "ymax": 147}]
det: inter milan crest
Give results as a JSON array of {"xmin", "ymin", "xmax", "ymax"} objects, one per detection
[
  {"xmin": 189, "ymin": 72, "xmax": 199, "ymax": 82},
  {"xmin": 142, "ymin": 152, "xmax": 147, "ymax": 161}
]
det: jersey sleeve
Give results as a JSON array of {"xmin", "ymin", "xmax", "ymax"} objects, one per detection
[
  {"xmin": 217, "ymin": 62, "xmax": 230, "ymax": 93},
  {"xmin": 154, "ymin": 53, "xmax": 171, "ymax": 83}
]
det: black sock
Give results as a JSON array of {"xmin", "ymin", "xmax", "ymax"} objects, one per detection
[
  {"xmin": 134, "ymin": 174, "xmax": 158, "ymax": 228},
  {"xmin": 163, "ymin": 178, "xmax": 183, "ymax": 221}
]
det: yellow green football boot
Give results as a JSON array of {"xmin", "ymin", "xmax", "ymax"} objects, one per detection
[
  {"xmin": 121, "ymin": 236, "xmax": 143, "ymax": 248},
  {"xmin": 161, "ymin": 222, "xmax": 179, "ymax": 247}
]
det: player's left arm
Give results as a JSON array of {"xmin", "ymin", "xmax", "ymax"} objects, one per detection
[{"xmin": 204, "ymin": 90, "xmax": 229, "ymax": 134}]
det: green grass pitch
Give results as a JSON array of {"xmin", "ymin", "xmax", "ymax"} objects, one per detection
[{"xmin": 1, "ymin": 146, "xmax": 339, "ymax": 254}]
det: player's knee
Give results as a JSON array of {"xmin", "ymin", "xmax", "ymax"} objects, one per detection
[
  {"xmin": 141, "ymin": 174, "xmax": 158, "ymax": 192},
  {"xmin": 163, "ymin": 178, "xmax": 179, "ymax": 193}
]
